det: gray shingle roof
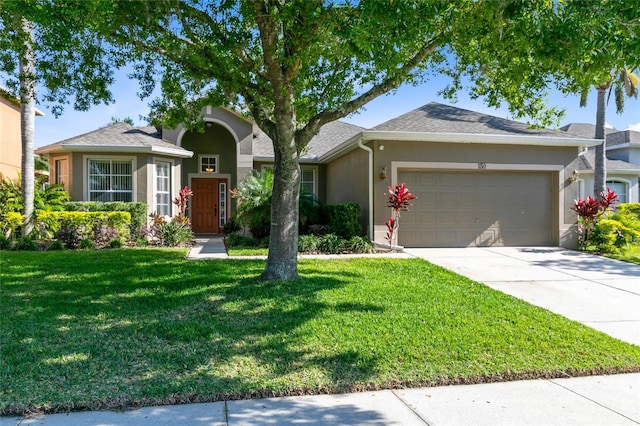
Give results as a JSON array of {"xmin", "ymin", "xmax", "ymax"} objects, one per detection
[
  {"xmin": 373, "ymin": 102, "xmax": 581, "ymax": 138},
  {"xmin": 252, "ymin": 120, "xmax": 364, "ymax": 160},
  {"xmin": 560, "ymin": 123, "xmax": 639, "ymax": 148},
  {"xmin": 577, "ymin": 151, "xmax": 640, "ymax": 172},
  {"xmin": 37, "ymin": 122, "xmax": 192, "ymax": 157}
]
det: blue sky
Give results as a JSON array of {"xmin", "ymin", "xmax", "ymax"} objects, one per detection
[{"xmin": 33, "ymin": 67, "xmax": 640, "ymax": 148}]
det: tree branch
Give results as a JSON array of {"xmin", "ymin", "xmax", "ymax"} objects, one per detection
[{"xmin": 297, "ymin": 34, "xmax": 442, "ymax": 145}]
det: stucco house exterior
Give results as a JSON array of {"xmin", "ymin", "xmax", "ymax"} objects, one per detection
[
  {"xmin": 0, "ymin": 87, "xmax": 45, "ymax": 179},
  {"xmin": 560, "ymin": 123, "xmax": 640, "ymax": 204},
  {"xmin": 36, "ymin": 102, "xmax": 601, "ymax": 248}
]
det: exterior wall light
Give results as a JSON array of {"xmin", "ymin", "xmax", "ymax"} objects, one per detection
[
  {"xmin": 379, "ymin": 166, "xmax": 387, "ymax": 180},
  {"xmin": 568, "ymin": 169, "xmax": 578, "ymax": 183}
]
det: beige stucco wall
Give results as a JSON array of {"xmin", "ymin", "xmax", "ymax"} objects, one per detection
[
  {"xmin": 0, "ymin": 97, "xmax": 22, "ymax": 180},
  {"xmin": 325, "ymin": 146, "xmax": 370, "ymax": 234},
  {"xmin": 326, "ymin": 139, "xmax": 582, "ymax": 248}
]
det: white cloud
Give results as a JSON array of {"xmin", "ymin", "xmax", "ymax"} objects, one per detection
[
  {"xmin": 605, "ymin": 122, "xmax": 614, "ymax": 129},
  {"xmin": 627, "ymin": 122, "xmax": 640, "ymax": 132}
]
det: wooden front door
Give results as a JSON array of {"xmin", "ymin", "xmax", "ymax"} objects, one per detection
[{"xmin": 191, "ymin": 178, "xmax": 226, "ymax": 234}]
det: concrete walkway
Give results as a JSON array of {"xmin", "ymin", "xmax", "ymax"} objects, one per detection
[
  {"xmin": 7, "ymin": 373, "xmax": 640, "ymax": 425},
  {"xmin": 404, "ymin": 247, "xmax": 640, "ymax": 346},
  {"xmin": 187, "ymin": 235, "xmax": 228, "ymax": 260},
  {"xmin": 6, "ymin": 245, "xmax": 640, "ymax": 425}
]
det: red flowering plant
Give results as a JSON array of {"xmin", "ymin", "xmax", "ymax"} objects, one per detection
[
  {"xmin": 572, "ymin": 187, "xmax": 618, "ymax": 248},
  {"xmin": 384, "ymin": 183, "xmax": 416, "ymax": 249},
  {"xmin": 173, "ymin": 186, "xmax": 194, "ymax": 226}
]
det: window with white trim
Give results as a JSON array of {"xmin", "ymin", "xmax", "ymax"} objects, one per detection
[
  {"xmin": 199, "ymin": 155, "xmax": 219, "ymax": 173},
  {"xmin": 54, "ymin": 159, "xmax": 68, "ymax": 186},
  {"xmin": 261, "ymin": 164, "xmax": 317, "ymax": 195},
  {"xmin": 301, "ymin": 168, "xmax": 316, "ymax": 194},
  {"xmin": 88, "ymin": 159, "xmax": 133, "ymax": 202},
  {"xmin": 155, "ymin": 161, "xmax": 171, "ymax": 216},
  {"xmin": 219, "ymin": 181, "xmax": 227, "ymax": 228},
  {"xmin": 606, "ymin": 180, "xmax": 628, "ymax": 203}
]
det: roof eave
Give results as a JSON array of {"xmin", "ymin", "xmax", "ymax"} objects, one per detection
[
  {"xmin": 316, "ymin": 130, "xmax": 599, "ymax": 164},
  {"xmin": 35, "ymin": 144, "xmax": 194, "ymax": 158},
  {"xmin": 361, "ymin": 130, "xmax": 599, "ymax": 147}
]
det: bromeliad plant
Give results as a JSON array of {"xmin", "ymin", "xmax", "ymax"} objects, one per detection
[
  {"xmin": 572, "ymin": 187, "xmax": 618, "ymax": 249},
  {"xmin": 385, "ymin": 182, "xmax": 416, "ymax": 249}
]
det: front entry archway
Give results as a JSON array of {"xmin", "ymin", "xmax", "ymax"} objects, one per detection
[{"xmin": 191, "ymin": 178, "xmax": 227, "ymax": 234}]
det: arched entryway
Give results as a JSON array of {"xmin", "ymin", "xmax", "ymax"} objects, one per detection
[{"xmin": 180, "ymin": 122, "xmax": 237, "ymax": 234}]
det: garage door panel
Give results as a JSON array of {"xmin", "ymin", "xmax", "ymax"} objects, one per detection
[{"xmin": 397, "ymin": 170, "xmax": 553, "ymax": 247}]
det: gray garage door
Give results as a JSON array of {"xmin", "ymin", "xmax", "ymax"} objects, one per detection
[{"xmin": 397, "ymin": 170, "xmax": 553, "ymax": 247}]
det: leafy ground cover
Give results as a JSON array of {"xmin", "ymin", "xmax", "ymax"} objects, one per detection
[
  {"xmin": 606, "ymin": 244, "xmax": 640, "ymax": 265},
  {"xmin": 2, "ymin": 250, "xmax": 640, "ymax": 416}
]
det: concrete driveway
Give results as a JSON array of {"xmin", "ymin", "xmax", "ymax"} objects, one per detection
[{"xmin": 404, "ymin": 247, "xmax": 640, "ymax": 346}]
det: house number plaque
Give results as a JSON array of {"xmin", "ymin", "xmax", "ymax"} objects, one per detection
[{"xmin": 478, "ymin": 162, "xmax": 486, "ymax": 169}]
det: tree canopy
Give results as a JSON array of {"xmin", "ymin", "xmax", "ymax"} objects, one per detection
[{"xmin": 4, "ymin": 0, "xmax": 638, "ymax": 279}]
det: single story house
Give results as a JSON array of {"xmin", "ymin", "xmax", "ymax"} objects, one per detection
[
  {"xmin": 36, "ymin": 102, "xmax": 601, "ymax": 248},
  {"xmin": 560, "ymin": 123, "xmax": 640, "ymax": 204}
]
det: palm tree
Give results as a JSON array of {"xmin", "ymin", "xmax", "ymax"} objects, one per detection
[
  {"xmin": 19, "ymin": 19, "xmax": 36, "ymax": 236},
  {"xmin": 583, "ymin": 68, "xmax": 638, "ymax": 197}
]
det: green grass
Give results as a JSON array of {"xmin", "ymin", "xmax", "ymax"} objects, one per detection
[
  {"xmin": 606, "ymin": 244, "xmax": 640, "ymax": 265},
  {"xmin": 2, "ymin": 250, "xmax": 640, "ymax": 415},
  {"xmin": 227, "ymin": 246, "xmax": 269, "ymax": 256}
]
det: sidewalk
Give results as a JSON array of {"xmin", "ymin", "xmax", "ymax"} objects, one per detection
[{"xmin": 6, "ymin": 373, "xmax": 639, "ymax": 425}]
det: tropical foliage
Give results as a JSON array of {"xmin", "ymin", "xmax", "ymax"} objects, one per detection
[
  {"xmin": 571, "ymin": 188, "xmax": 640, "ymax": 253},
  {"xmin": 385, "ymin": 183, "xmax": 416, "ymax": 248}
]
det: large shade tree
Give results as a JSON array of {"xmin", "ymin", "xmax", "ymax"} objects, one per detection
[{"xmin": 15, "ymin": 0, "xmax": 629, "ymax": 280}]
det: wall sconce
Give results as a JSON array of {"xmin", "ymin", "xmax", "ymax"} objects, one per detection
[
  {"xmin": 379, "ymin": 166, "xmax": 387, "ymax": 180},
  {"xmin": 568, "ymin": 169, "xmax": 578, "ymax": 183},
  {"xmin": 379, "ymin": 144, "xmax": 385, "ymax": 151}
]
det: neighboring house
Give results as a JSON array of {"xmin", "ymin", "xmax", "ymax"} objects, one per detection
[
  {"xmin": 560, "ymin": 123, "xmax": 640, "ymax": 204},
  {"xmin": 0, "ymin": 87, "xmax": 45, "ymax": 179},
  {"xmin": 36, "ymin": 102, "xmax": 598, "ymax": 248}
]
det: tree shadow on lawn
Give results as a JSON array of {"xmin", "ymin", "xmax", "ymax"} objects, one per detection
[{"xmin": 0, "ymin": 250, "xmax": 384, "ymax": 414}]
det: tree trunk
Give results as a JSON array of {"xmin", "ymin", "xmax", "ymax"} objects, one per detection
[
  {"xmin": 593, "ymin": 85, "xmax": 607, "ymax": 198},
  {"xmin": 20, "ymin": 19, "xmax": 36, "ymax": 237},
  {"xmin": 262, "ymin": 131, "xmax": 301, "ymax": 281}
]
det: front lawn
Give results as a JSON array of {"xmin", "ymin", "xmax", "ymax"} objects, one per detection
[{"xmin": 2, "ymin": 250, "xmax": 640, "ymax": 415}]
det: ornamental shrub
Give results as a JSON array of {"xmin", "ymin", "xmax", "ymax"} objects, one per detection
[
  {"xmin": 325, "ymin": 203, "xmax": 362, "ymax": 239},
  {"xmin": 40, "ymin": 211, "xmax": 131, "ymax": 247},
  {"xmin": 572, "ymin": 188, "xmax": 619, "ymax": 250},
  {"xmin": 13, "ymin": 236, "xmax": 38, "ymax": 251},
  {"xmin": 156, "ymin": 220, "xmax": 194, "ymax": 247},
  {"xmin": 1, "ymin": 211, "xmax": 23, "ymax": 238},
  {"xmin": 225, "ymin": 233, "xmax": 262, "ymax": 247},
  {"xmin": 589, "ymin": 203, "xmax": 640, "ymax": 253},
  {"xmin": 298, "ymin": 234, "xmax": 320, "ymax": 253},
  {"xmin": 64, "ymin": 201, "xmax": 145, "ymax": 238},
  {"xmin": 318, "ymin": 233, "xmax": 344, "ymax": 254},
  {"xmin": 347, "ymin": 236, "xmax": 375, "ymax": 254},
  {"xmin": 385, "ymin": 183, "xmax": 416, "ymax": 248}
]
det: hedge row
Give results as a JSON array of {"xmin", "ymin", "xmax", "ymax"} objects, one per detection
[{"xmin": 64, "ymin": 201, "xmax": 146, "ymax": 238}]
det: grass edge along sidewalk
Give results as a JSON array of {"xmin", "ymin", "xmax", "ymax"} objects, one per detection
[{"xmin": 2, "ymin": 249, "xmax": 639, "ymax": 416}]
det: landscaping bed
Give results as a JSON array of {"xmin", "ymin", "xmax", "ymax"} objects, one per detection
[{"xmin": 2, "ymin": 250, "xmax": 640, "ymax": 416}]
